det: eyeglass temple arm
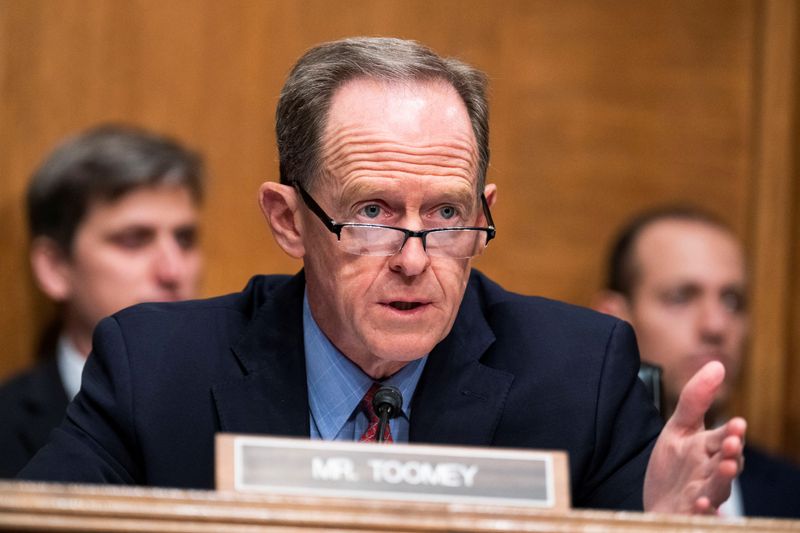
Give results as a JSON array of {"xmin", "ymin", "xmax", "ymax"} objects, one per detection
[
  {"xmin": 481, "ymin": 194, "xmax": 496, "ymax": 242},
  {"xmin": 292, "ymin": 182, "xmax": 343, "ymax": 237}
]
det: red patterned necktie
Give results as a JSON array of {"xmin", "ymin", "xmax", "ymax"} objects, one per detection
[{"xmin": 359, "ymin": 383, "xmax": 393, "ymax": 443}]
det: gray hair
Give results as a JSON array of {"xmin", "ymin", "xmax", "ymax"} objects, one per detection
[
  {"xmin": 27, "ymin": 123, "xmax": 204, "ymax": 253},
  {"xmin": 276, "ymin": 37, "xmax": 489, "ymax": 192}
]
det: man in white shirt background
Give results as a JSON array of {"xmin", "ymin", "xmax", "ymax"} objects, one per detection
[{"xmin": 0, "ymin": 124, "xmax": 205, "ymax": 477}]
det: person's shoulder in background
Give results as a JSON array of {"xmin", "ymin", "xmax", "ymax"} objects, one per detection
[
  {"xmin": 0, "ymin": 358, "xmax": 68, "ymax": 478},
  {"xmin": 740, "ymin": 445, "xmax": 800, "ymax": 519}
]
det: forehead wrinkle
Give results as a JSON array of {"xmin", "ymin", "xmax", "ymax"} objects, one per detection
[
  {"xmin": 342, "ymin": 179, "xmax": 476, "ymax": 204},
  {"xmin": 324, "ymin": 124, "xmax": 477, "ymax": 154},
  {"xmin": 327, "ymin": 143, "xmax": 476, "ymax": 170},
  {"xmin": 330, "ymin": 160, "xmax": 476, "ymax": 184},
  {"xmin": 322, "ymin": 126, "xmax": 478, "ymax": 178}
]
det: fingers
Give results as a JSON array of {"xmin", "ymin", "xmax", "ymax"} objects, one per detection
[
  {"xmin": 704, "ymin": 420, "xmax": 745, "ymax": 456},
  {"xmin": 703, "ymin": 425, "xmax": 729, "ymax": 455},
  {"xmin": 693, "ymin": 496, "xmax": 715, "ymax": 515},
  {"xmin": 701, "ymin": 423, "xmax": 746, "ymax": 508},
  {"xmin": 718, "ymin": 457, "xmax": 740, "ymax": 478},
  {"xmin": 725, "ymin": 417, "xmax": 747, "ymax": 440},
  {"xmin": 708, "ymin": 418, "xmax": 746, "ymax": 471},
  {"xmin": 719, "ymin": 419, "xmax": 747, "ymax": 477},
  {"xmin": 669, "ymin": 361, "xmax": 725, "ymax": 431}
]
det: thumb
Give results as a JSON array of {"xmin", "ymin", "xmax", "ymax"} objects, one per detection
[{"xmin": 669, "ymin": 361, "xmax": 725, "ymax": 431}]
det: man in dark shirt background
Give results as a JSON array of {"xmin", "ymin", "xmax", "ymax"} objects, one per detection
[{"xmin": 595, "ymin": 206, "xmax": 800, "ymax": 518}]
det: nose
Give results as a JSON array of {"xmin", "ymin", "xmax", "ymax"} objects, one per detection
[
  {"xmin": 388, "ymin": 234, "xmax": 431, "ymax": 277},
  {"xmin": 698, "ymin": 299, "xmax": 730, "ymax": 344},
  {"xmin": 153, "ymin": 238, "xmax": 188, "ymax": 291}
]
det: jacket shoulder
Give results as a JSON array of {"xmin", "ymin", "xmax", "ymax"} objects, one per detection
[
  {"xmin": 112, "ymin": 274, "xmax": 296, "ymax": 323},
  {"xmin": 468, "ymin": 269, "xmax": 622, "ymax": 334},
  {"xmin": 0, "ymin": 360, "xmax": 64, "ymax": 411},
  {"xmin": 92, "ymin": 274, "xmax": 300, "ymax": 369}
]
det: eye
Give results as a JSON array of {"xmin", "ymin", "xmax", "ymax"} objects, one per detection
[
  {"xmin": 174, "ymin": 226, "xmax": 198, "ymax": 251},
  {"xmin": 721, "ymin": 290, "xmax": 746, "ymax": 313},
  {"xmin": 109, "ymin": 228, "xmax": 153, "ymax": 250},
  {"xmin": 439, "ymin": 205, "xmax": 457, "ymax": 220},
  {"xmin": 359, "ymin": 204, "xmax": 382, "ymax": 219},
  {"xmin": 664, "ymin": 293, "xmax": 686, "ymax": 305},
  {"xmin": 661, "ymin": 287, "xmax": 694, "ymax": 306}
]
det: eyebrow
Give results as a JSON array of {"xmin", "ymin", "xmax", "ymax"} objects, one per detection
[
  {"xmin": 104, "ymin": 224, "xmax": 157, "ymax": 235},
  {"xmin": 340, "ymin": 183, "xmax": 478, "ymax": 209}
]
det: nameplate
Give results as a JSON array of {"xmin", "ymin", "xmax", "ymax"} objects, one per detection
[{"xmin": 216, "ymin": 434, "xmax": 569, "ymax": 510}]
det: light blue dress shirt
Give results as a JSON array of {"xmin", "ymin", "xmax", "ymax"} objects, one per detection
[{"xmin": 303, "ymin": 291, "xmax": 427, "ymax": 442}]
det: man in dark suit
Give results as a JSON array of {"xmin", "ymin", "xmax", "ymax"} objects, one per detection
[
  {"xmin": 20, "ymin": 37, "xmax": 745, "ymax": 514},
  {"xmin": 0, "ymin": 124, "xmax": 204, "ymax": 477},
  {"xmin": 595, "ymin": 206, "xmax": 800, "ymax": 518}
]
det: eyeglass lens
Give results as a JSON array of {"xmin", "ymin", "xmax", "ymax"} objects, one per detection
[{"xmin": 338, "ymin": 226, "xmax": 487, "ymax": 258}]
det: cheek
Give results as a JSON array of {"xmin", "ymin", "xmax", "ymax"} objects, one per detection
[
  {"xmin": 182, "ymin": 253, "xmax": 204, "ymax": 283},
  {"xmin": 308, "ymin": 252, "xmax": 382, "ymax": 318},
  {"xmin": 432, "ymin": 254, "xmax": 470, "ymax": 277},
  {"xmin": 73, "ymin": 251, "xmax": 126, "ymax": 284},
  {"xmin": 430, "ymin": 259, "xmax": 471, "ymax": 309},
  {"xmin": 79, "ymin": 255, "xmax": 154, "ymax": 302},
  {"xmin": 629, "ymin": 314, "xmax": 688, "ymax": 370},
  {"xmin": 638, "ymin": 308, "xmax": 689, "ymax": 344},
  {"xmin": 641, "ymin": 322, "xmax": 680, "ymax": 347},
  {"xmin": 336, "ymin": 258, "xmax": 386, "ymax": 307},
  {"xmin": 68, "ymin": 268, "xmax": 142, "ymax": 324},
  {"xmin": 730, "ymin": 319, "xmax": 748, "ymax": 343}
]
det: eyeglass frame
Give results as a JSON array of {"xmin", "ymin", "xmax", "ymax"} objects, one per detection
[{"xmin": 291, "ymin": 181, "xmax": 496, "ymax": 257}]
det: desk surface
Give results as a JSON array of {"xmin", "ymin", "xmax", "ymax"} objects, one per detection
[{"xmin": 1, "ymin": 481, "xmax": 798, "ymax": 532}]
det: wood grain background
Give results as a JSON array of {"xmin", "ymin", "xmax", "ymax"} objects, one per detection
[{"xmin": 1, "ymin": 0, "xmax": 798, "ymax": 461}]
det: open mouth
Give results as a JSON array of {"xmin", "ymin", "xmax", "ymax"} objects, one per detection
[{"xmin": 389, "ymin": 301, "xmax": 424, "ymax": 311}]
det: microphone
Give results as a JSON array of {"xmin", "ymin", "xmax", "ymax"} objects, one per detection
[{"xmin": 372, "ymin": 385, "xmax": 403, "ymax": 443}]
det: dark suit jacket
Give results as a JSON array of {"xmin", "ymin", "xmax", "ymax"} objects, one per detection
[
  {"xmin": 0, "ymin": 357, "xmax": 69, "ymax": 478},
  {"xmin": 20, "ymin": 271, "xmax": 663, "ymax": 510},
  {"xmin": 740, "ymin": 445, "xmax": 800, "ymax": 518}
]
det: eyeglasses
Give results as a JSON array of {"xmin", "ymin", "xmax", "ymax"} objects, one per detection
[{"xmin": 293, "ymin": 183, "xmax": 496, "ymax": 258}]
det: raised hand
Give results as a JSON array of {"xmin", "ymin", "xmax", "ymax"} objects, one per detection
[{"xmin": 643, "ymin": 361, "xmax": 747, "ymax": 514}]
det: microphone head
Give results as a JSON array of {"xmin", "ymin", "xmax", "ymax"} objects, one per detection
[{"xmin": 372, "ymin": 385, "xmax": 403, "ymax": 419}]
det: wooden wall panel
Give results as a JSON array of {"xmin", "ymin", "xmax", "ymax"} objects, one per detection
[
  {"xmin": 476, "ymin": 0, "xmax": 756, "ymax": 306},
  {"xmin": 771, "ymin": 1, "xmax": 800, "ymax": 463},
  {"xmin": 745, "ymin": 0, "xmax": 799, "ymax": 454},
  {"xmin": 1, "ymin": 0, "xmax": 797, "ymax": 459}
]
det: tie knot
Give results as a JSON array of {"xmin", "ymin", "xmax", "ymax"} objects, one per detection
[{"xmin": 361, "ymin": 383, "xmax": 382, "ymax": 420}]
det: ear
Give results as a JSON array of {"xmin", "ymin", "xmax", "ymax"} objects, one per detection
[
  {"xmin": 483, "ymin": 183, "xmax": 497, "ymax": 209},
  {"xmin": 593, "ymin": 289, "xmax": 633, "ymax": 322},
  {"xmin": 258, "ymin": 181, "xmax": 306, "ymax": 258},
  {"xmin": 29, "ymin": 237, "xmax": 73, "ymax": 302}
]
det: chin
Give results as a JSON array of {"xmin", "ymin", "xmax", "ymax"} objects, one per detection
[{"xmin": 369, "ymin": 334, "xmax": 440, "ymax": 363}]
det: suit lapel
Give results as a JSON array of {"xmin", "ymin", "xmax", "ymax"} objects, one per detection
[
  {"xmin": 410, "ymin": 276, "xmax": 514, "ymax": 446},
  {"xmin": 212, "ymin": 273, "xmax": 310, "ymax": 438}
]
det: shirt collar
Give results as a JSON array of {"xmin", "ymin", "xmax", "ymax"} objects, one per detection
[
  {"xmin": 56, "ymin": 334, "xmax": 86, "ymax": 401},
  {"xmin": 302, "ymin": 290, "xmax": 427, "ymax": 440}
]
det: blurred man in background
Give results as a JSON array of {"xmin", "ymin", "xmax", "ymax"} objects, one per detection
[
  {"xmin": 595, "ymin": 206, "xmax": 800, "ymax": 518},
  {"xmin": 0, "ymin": 124, "xmax": 205, "ymax": 477}
]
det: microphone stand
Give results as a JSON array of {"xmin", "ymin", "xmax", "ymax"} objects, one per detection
[
  {"xmin": 373, "ymin": 386, "xmax": 403, "ymax": 443},
  {"xmin": 376, "ymin": 407, "xmax": 392, "ymax": 443}
]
